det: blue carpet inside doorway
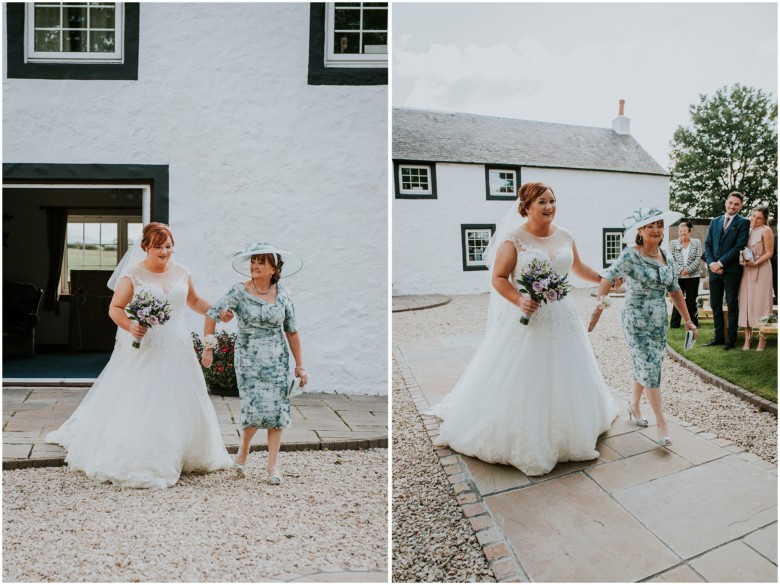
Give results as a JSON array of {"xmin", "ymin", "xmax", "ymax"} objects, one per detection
[{"xmin": 3, "ymin": 352, "xmax": 111, "ymax": 378}]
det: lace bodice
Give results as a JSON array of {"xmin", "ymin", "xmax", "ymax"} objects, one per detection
[
  {"xmin": 118, "ymin": 262, "xmax": 192, "ymax": 351},
  {"xmin": 505, "ymin": 225, "xmax": 574, "ymax": 279}
]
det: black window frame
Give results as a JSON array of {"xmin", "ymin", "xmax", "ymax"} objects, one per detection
[
  {"xmin": 484, "ymin": 165, "xmax": 521, "ymax": 201},
  {"xmin": 5, "ymin": 2, "xmax": 140, "ymax": 81},
  {"xmin": 602, "ymin": 227, "xmax": 625, "ymax": 268},
  {"xmin": 307, "ymin": 2, "xmax": 387, "ymax": 86},
  {"xmin": 461, "ymin": 223, "xmax": 496, "ymax": 272},
  {"xmin": 393, "ymin": 160, "xmax": 437, "ymax": 199}
]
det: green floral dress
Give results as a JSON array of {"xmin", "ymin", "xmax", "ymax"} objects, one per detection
[
  {"xmin": 601, "ymin": 247, "xmax": 680, "ymax": 388},
  {"xmin": 207, "ymin": 283, "xmax": 297, "ymax": 429}
]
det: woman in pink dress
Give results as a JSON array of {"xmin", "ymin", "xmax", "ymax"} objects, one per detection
[{"xmin": 738, "ymin": 205, "xmax": 775, "ymax": 351}]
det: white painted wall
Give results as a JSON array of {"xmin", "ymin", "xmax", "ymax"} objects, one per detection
[
  {"xmin": 392, "ymin": 164, "xmax": 669, "ymax": 294},
  {"xmin": 3, "ymin": 3, "xmax": 388, "ymax": 395}
]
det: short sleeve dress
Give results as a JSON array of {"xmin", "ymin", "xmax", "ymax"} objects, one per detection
[
  {"xmin": 601, "ymin": 247, "xmax": 680, "ymax": 388},
  {"xmin": 207, "ymin": 282, "xmax": 298, "ymax": 429}
]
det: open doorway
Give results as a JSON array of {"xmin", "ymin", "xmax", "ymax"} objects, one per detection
[{"xmin": 3, "ymin": 185, "xmax": 146, "ymax": 382}]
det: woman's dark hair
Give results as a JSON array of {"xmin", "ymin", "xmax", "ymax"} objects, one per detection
[
  {"xmin": 517, "ymin": 182, "xmax": 555, "ymax": 218},
  {"xmin": 635, "ymin": 221, "xmax": 664, "ymax": 246},
  {"xmin": 251, "ymin": 253, "xmax": 284, "ymax": 284}
]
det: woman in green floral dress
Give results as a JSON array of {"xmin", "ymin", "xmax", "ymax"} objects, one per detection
[
  {"xmin": 202, "ymin": 242, "xmax": 306, "ymax": 485},
  {"xmin": 590, "ymin": 208, "xmax": 697, "ymax": 448}
]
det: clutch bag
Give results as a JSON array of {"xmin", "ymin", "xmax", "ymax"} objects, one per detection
[
  {"xmin": 287, "ymin": 376, "xmax": 303, "ymax": 399},
  {"xmin": 684, "ymin": 330, "xmax": 696, "ymax": 351}
]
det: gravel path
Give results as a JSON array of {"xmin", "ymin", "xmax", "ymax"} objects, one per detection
[
  {"xmin": 391, "ymin": 289, "xmax": 777, "ymax": 581},
  {"xmin": 391, "ymin": 357, "xmax": 495, "ymax": 583},
  {"xmin": 3, "ymin": 449, "xmax": 387, "ymax": 582}
]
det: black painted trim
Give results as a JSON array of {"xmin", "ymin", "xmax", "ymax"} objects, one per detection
[
  {"xmin": 393, "ymin": 160, "xmax": 437, "ymax": 199},
  {"xmin": 2, "ymin": 163, "xmax": 169, "ymax": 223},
  {"xmin": 461, "ymin": 223, "xmax": 495, "ymax": 272},
  {"xmin": 307, "ymin": 3, "xmax": 387, "ymax": 86},
  {"xmin": 484, "ymin": 165, "xmax": 521, "ymax": 201},
  {"xmin": 602, "ymin": 227, "xmax": 625, "ymax": 268},
  {"xmin": 5, "ymin": 3, "xmax": 140, "ymax": 80}
]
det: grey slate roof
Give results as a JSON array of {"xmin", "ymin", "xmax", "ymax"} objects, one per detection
[{"xmin": 393, "ymin": 107, "xmax": 667, "ymax": 176}]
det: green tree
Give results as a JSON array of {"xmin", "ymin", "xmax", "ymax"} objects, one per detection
[{"xmin": 669, "ymin": 84, "xmax": 777, "ymax": 220}]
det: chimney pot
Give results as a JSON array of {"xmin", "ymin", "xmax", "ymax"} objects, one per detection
[{"xmin": 619, "ymin": 99, "xmax": 625, "ymax": 116}]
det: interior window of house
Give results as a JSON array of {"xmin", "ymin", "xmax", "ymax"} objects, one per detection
[
  {"xmin": 27, "ymin": 2, "xmax": 124, "ymax": 63},
  {"xmin": 603, "ymin": 229, "xmax": 624, "ymax": 267},
  {"xmin": 60, "ymin": 215, "xmax": 142, "ymax": 294},
  {"xmin": 325, "ymin": 2, "xmax": 387, "ymax": 67}
]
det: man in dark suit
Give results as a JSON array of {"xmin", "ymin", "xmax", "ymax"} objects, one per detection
[{"xmin": 703, "ymin": 192, "xmax": 750, "ymax": 350}]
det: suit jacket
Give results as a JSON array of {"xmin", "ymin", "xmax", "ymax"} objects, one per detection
[
  {"xmin": 669, "ymin": 238, "xmax": 703, "ymax": 278},
  {"xmin": 704, "ymin": 214, "xmax": 750, "ymax": 275}
]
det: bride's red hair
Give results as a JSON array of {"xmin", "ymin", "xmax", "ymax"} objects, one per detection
[
  {"xmin": 140, "ymin": 222, "xmax": 174, "ymax": 251},
  {"xmin": 518, "ymin": 183, "xmax": 555, "ymax": 218}
]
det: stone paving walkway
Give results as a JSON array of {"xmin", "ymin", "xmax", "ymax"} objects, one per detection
[
  {"xmin": 396, "ymin": 333, "xmax": 778, "ymax": 583},
  {"xmin": 3, "ymin": 388, "xmax": 387, "ymax": 469}
]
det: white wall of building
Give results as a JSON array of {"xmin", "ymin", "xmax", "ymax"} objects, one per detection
[
  {"xmin": 392, "ymin": 164, "xmax": 669, "ymax": 295},
  {"xmin": 3, "ymin": 3, "xmax": 388, "ymax": 395}
]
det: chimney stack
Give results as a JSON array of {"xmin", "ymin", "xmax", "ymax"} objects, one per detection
[{"xmin": 612, "ymin": 99, "xmax": 630, "ymax": 135}]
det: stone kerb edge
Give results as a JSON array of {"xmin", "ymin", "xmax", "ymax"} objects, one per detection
[
  {"xmin": 665, "ymin": 345, "xmax": 777, "ymax": 417},
  {"xmin": 394, "ymin": 345, "xmax": 529, "ymax": 583}
]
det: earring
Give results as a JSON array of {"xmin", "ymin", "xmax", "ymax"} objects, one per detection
[{"xmin": 637, "ymin": 235, "xmax": 643, "ymax": 245}]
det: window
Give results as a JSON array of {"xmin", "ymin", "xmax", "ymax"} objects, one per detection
[
  {"xmin": 461, "ymin": 224, "xmax": 496, "ymax": 271},
  {"xmin": 27, "ymin": 2, "xmax": 123, "ymax": 63},
  {"xmin": 308, "ymin": 3, "xmax": 387, "ymax": 85},
  {"xmin": 603, "ymin": 228, "xmax": 625, "ymax": 267},
  {"xmin": 5, "ymin": 3, "xmax": 139, "ymax": 80},
  {"xmin": 60, "ymin": 215, "xmax": 142, "ymax": 294},
  {"xmin": 485, "ymin": 165, "xmax": 521, "ymax": 200},
  {"xmin": 394, "ymin": 161, "xmax": 437, "ymax": 199},
  {"xmin": 325, "ymin": 2, "xmax": 387, "ymax": 68}
]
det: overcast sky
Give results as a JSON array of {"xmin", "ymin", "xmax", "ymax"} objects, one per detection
[{"xmin": 393, "ymin": 2, "xmax": 778, "ymax": 169}]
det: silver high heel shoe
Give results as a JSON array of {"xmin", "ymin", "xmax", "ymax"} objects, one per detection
[
  {"xmin": 657, "ymin": 433, "xmax": 673, "ymax": 448},
  {"xmin": 267, "ymin": 466, "xmax": 283, "ymax": 485},
  {"xmin": 231, "ymin": 456, "xmax": 247, "ymax": 476},
  {"xmin": 626, "ymin": 402, "xmax": 649, "ymax": 428}
]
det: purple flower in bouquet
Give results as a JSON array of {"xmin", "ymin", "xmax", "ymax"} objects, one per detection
[
  {"xmin": 516, "ymin": 259, "xmax": 572, "ymax": 325},
  {"xmin": 125, "ymin": 289, "xmax": 172, "ymax": 348}
]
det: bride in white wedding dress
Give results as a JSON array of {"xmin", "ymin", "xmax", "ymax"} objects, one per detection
[
  {"xmin": 429, "ymin": 183, "xmax": 617, "ymax": 476},
  {"xmin": 46, "ymin": 223, "xmax": 233, "ymax": 488}
]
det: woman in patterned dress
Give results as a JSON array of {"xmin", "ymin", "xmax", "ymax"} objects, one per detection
[
  {"xmin": 590, "ymin": 208, "xmax": 698, "ymax": 448},
  {"xmin": 202, "ymin": 242, "xmax": 306, "ymax": 485}
]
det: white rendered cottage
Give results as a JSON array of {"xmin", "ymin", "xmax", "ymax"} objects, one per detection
[
  {"xmin": 3, "ymin": 2, "xmax": 388, "ymax": 395},
  {"xmin": 392, "ymin": 106, "xmax": 670, "ymax": 295}
]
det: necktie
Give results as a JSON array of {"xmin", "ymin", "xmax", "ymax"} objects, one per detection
[{"xmin": 723, "ymin": 216, "xmax": 731, "ymax": 231}]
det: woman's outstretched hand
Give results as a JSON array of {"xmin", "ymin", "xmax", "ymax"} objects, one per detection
[{"xmin": 201, "ymin": 349, "xmax": 213, "ymax": 368}]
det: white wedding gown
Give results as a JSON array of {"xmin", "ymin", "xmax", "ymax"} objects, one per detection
[
  {"xmin": 46, "ymin": 262, "xmax": 232, "ymax": 488},
  {"xmin": 429, "ymin": 226, "xmax": 617, "ymax": 476}
]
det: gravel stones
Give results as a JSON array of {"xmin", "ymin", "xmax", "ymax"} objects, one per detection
[{"xmin": 3, "ymin": 449, "xmax": 387, "ymax": 582}]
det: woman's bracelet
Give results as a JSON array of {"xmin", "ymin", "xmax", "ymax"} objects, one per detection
[
  {"xmin": 595, "ymin": 296, "xmax": 610, "ymax": 311},
  {"xmin": 202, "ymin": 334, "xmax": 217, "ymax": 351},
  {"xmin": 685, "ymin": 321, "xmax": 697, "ymax": 328}
]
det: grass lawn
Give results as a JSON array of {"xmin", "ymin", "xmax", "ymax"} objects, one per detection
[{"xmin": 667, "ymin": 319, "xmax": 777, "ymax": 403}]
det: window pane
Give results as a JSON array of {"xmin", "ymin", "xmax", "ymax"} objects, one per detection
[
  {"xmin": 63, "ymin": 29, "xmax": 87, "ymax": 52},
  {"xmin": 63, "ymin": 6, "xmax": 87, "ymax": 28},
  {"xmin": 362, "ymin": 9, "xmax": 387, "ymax": 31},
  {"xmin": 334, "ymin": 7, "xmax": 360, "ymax": 30},
  {"xmin": 362, "ymin": 33, "xmax": 386, "ymax": 54},
  {"xmin": 335, "ymin": 2, "xmax": 361, "ymax": 6},
  {"xmin": 34, "ymin": 6, "xmax": 61, "ymax": 28},
  {"xmin": 334, "ymin": 32, "xmax": 360, "ymax": 54},
  {"xmin": 90, "ymin": 6, "xmax": 115, "ymax": 28},
  {"xmin": 90, "ymin": 30, "xmax": 115, "ymax": 52},
  {"xmin": 127, "ymin": 222, "xmax": 143, "ymax": 243},
  {"xmin": 34, "ymin": 29, "xmax": 61, "ymax": 51}
]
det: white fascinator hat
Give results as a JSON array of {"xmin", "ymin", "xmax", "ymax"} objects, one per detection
[
  {"xmin": 231, "ymin": 242, "xmax": 303, "ymax": 277},
  {"xmin": 622, "ymin": 207, "xmax": 684, "ymax": 243}
]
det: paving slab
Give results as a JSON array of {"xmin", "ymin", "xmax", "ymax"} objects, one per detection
[
  {"xmin": 586, "ymin": 446, "xmax": 692, "ymax": 493},
  {"xmin": 614, "ymin": 455, "xmax": 778, "ymax": 559},
  {"xmin": 647, "ymin": 564, "xmax": 706, "ymax": 582},
  {"xmin": 689, "ymin": 541, "xmax": 777, "ymax": 582},
  {"xmin": 3, "ymin": 388, "xmax": 387, "ymax": 468},
  {"xmin": 743, "ymin": 523, "xmax": 778, "ymax": 564}
]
